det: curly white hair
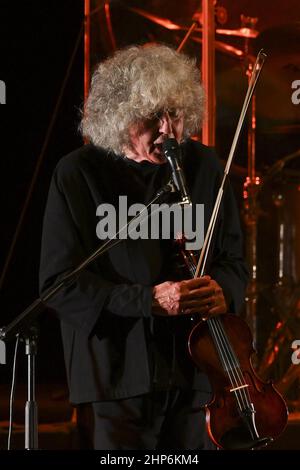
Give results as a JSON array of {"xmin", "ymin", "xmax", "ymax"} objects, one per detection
[{"xmin": 80, "ymin": 44, "xmax": 204, "ymax": 154}]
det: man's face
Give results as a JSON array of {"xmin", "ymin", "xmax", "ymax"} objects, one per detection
[{"xmin": 124, "ymin": 111, "xmax": 184, "ymax": 164}]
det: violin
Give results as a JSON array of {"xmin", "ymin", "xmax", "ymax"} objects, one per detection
[
  {"xmin": 172, "ymin": 49, "xmax": 288, "ymax": 449},
  {"xmin": 176, "ymin": 234, "xmax": 288, "ymax": 450},
  {"xmin": 167, "ymin": 49, "xmax": 289, "ymax": 449}
]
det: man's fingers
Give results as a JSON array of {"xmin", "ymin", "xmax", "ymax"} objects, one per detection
[
  {"xmin": 181, "ymin": 276, "xmax": 211, "ymax": 289},
  {"xmin": 187, "ymin": 285, "xmax": 215, "ymax": 299}
]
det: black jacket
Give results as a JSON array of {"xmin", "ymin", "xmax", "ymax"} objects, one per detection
[{"xmin": 39, "ymin": 140, "xmax": 248, "ymax": 404}]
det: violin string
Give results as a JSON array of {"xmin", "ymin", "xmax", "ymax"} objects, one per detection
[
  {"xmin": 190, "ymin": 264, "xmax": 252, "ymax": 410},
  {"xmin": 188, "ymin": 258, "xmax": 237, "ymax": 382},
  {"xmin": 187, "ymin": 255, "xmax": 251, "ymax": 411},
  {"xmin": 210, "ymin": 317, "xmax": 252, "ymax": 410},
  {"xmin": 207, "ymin": 317, "xmax": 247, "ymax": 411},
  {"xmin": 187, "ymin": 256, "xmax": 247, "ymax": 411},
  {"xmin": 215, "ymin": 317, "xmax": 253, "ymax": 407}
]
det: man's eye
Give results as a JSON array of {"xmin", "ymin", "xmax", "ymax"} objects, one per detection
[
  {"xmin": 154, "ymin": 111, "xmax": 164, "ymax": 120},
  {"xmin": 152, "ymin": 110, "xmax": 181, "ymax": 121},
  {"xmin": 168, "ymin": 110, "xmax": 181, "ymax": 119}
]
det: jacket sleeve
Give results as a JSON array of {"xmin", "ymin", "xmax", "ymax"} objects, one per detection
[{"xmin": 39, "ymin": 164, "xmax": 153, "ymax": 337}]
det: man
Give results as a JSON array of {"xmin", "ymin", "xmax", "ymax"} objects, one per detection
[{"xmin": 39, "ymin": 44, "xmax": 248, "ymax": 449}]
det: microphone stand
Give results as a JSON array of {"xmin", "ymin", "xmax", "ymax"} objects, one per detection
[{"xmin": 0, "ymin": 181, "xmax": 174, "ymax": 450}]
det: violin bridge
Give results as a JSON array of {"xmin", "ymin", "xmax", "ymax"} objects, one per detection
[{"xmin": 229, "ymin": 384, "xmax": 249, "ymax": 392}]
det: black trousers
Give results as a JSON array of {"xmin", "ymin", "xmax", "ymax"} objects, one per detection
[{"xmin": 76, "ymin": 389, "xmax": 215, "ymax": 450}]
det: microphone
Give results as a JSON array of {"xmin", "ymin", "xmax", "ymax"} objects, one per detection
[{"xmin": 162, "ymin": 138, "xmax": 191, "ymax": 205}]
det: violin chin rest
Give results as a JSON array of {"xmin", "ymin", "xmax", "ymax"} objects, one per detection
[{"xmin": 220, "ymin": 427, "xmax": 273, "ymax": 450}]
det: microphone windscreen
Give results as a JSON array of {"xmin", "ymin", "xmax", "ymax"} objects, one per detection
[{"xmin": 162, "ymin": 138, "xmax": 179, "ymax": 156}]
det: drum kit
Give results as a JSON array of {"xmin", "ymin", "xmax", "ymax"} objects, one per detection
[{"xmin": 89, "ymin": 0, "xmax": 300, "ymax": 410}]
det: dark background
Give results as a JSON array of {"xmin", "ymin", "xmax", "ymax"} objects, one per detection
[
  {"xmin": 0, "ymin": 0, "xmax": 84, "ymax": 384},
  {"xmin": 0, "ymin": 0, "xmax": 299, "ymax": 390}
]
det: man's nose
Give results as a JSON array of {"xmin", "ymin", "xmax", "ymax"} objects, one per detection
[{"xmin": 158, "ymin": 113, "xmax": 173, "ymax": 136}]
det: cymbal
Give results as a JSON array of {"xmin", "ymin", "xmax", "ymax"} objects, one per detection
[
  {"xmin": 128, "ymin": 7, "xmax": 259, "ymax": 40},
  {"xmin": 128, "ymin": 6, "xmax": 246, "ymax": 59},
  {"xmin": 216, "ymin": 28, "xmax": 259, "ymax": 39},
  {"xmin": 191, "ymin": 36, "xmax": 244, "ymax": 59},
  {"xmin": 127, "ymin": 7, "xmax": 188, "ymax": 31},
  {"xmin": 128, "ymin": 6, "xmax": 205, "ymax": 32}
]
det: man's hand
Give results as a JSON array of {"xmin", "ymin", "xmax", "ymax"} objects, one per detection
[{"xmin": 152, "ymin": 276, "xmax": 228, "ymax": 317}]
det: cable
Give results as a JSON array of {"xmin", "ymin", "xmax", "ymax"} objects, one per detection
[{"xmin": 7, "ymin": 334, "xmax": 20, "ymax": 450}]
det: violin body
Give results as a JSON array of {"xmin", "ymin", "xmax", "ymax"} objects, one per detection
[
  {"xmin": 174, "ymin": 235, "xmax": 288, "ymax": 449},
  {"xmin": 189, "ymin": 314, "xmax": 288, "ymax": 450}
]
